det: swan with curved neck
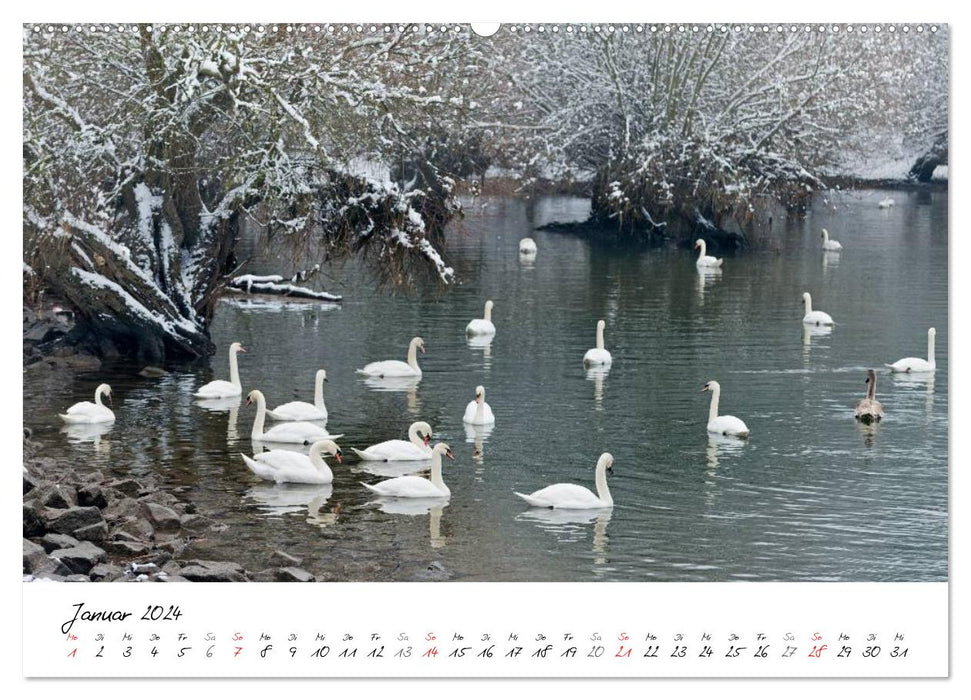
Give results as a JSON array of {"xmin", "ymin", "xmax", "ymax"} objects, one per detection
[
  {"xmin": 362, "ymin": 442, "xmax": 454, "ymax": 498},
  {"xmin": 357, "ymin": 337, "xmax": 425, "ymax": 378},
  {"xmin": 854, "ymin": 369, "xmax": 885, "ymax": 424},
  {"xmin": 515, "ymin": 453, "xmax": 615, "ymax": 509},
  {"xmin": 247, "ymin": 390, "xmax": 342, "ymax": 444},
  {"xmin": 802, "ymin": 292, "xmax": 834, "ymax": 326},
  {"xmin": 59, "ymin": 383, "xmax": 115, "ymax": 424},
  {"xmin": 242, "ymin": 439, "xmax": 342, "ymax": 484},
  {"xmin": 702, "ymin": 380, "xmax": 750, "ymax": 438},
  {"xmin": 466, "ymin": 300, "xmax": 496, "ymax": 336},
  {"xmin": 352, "ymin": 421, "xmax": 434, "ymax": 461},
  {"xmin": 887, "ymin": 327, "xmax": 936, "ymax": 373},
  {"xmin": 878, "ymin": 197, "xmax": 895, "ymax": 209},
  {"xmin": 463, "ymin": 385, "xmax": 496, "ymax": 425},
  {"xmin": 821, "ymin": 228, "xmax": 843, "ymax": 251},
  {"xmin": 267, "ymin": 369, "xmax": 329, "ymax": 421},
  {"xmin": 583, "ymin": 320, "xmax": 613, "ymax": 367},
  {"xmin": 195, "ymin": 342, "xmax": 247, "ymax": 398},
  {"xmin": 694, "ymin": 239, "xmax": 724, "ymax": 268}
]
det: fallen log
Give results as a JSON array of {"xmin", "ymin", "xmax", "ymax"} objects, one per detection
[{"xmin": 229, "ymin": 274, "xmax": 342, "ymax": 302}]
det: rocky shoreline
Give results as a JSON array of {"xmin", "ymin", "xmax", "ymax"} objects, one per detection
[{"xmin": 23, "ymin": 434, "xmax": 321, "ymax": 583}]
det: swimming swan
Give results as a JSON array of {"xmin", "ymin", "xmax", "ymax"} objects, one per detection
[
  {"xmin": 702, "ymin": 380, "xmax": 750, "ymax": 438},
  {"xmin": 519, "ymin": 238, "xmax": 537, "ymax": 254},
  {"xmin": 802, "ymin": 292, "xmax": 834, "ymax": 326},
  {"xmin": 821, "ymin": 228, "xmax": 843, "ymax": 251},
  {"xmin": 362, "ymin": 442, "xmax": 454, "ymax": 498},
  {"xmin": 462, "ymin": 385, "xmax": 496, "ymax": 425},
  {"xmin": 515, "ymin": 453, "xmax": 615, "ymax": 509},
  {"xmin": 352, "ymin": 421, "xmax": 433, "ymax": 461},
  {"xmin": 466, "ymin": 300, "xmax": 496, "ymax": 336},
  {"xmin": 878, "ymin": 197, "xmax": 895, "ymax": 209},
  {"xmin": 242, "ymin": 439, "xmax": 342, "ymax": 484},
  {"xmin": 583, "ymin": 320, "xmax": 613, "ymax": 367},
  {"xmin": 195, "ymin": 342, "xmax": 246, "ymax": 398},
  {"xmin": 886, "ymin": 327, "xmax": 936, "ymax": 373},
  {"xmin": 267, "ymin": 369, "xmax": 329, "ymax": 421},
  {"xmin": 695, "ymin": 239, "xmax": 724, "ymax": 268},
  {"xmin": 59, "ymin": 383, "xmax": 115, "ymax": 424},
  {"xmin": 357, "ymin": 337, "xmax": 425, "ymax": 378},
  {"xmin": 854, "ymin": 369, "xmax": 885, "ymax": 425},
  {"xmin": 246, "ymin": 390, "xmax": 342, "ymax": 444}
]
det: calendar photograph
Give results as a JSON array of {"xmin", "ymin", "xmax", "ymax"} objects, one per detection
[{"xmin": 22, "ymin": 20, "xmax": 948, "ymax": 596}]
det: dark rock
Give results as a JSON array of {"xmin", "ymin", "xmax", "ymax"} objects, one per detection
[
  {"xmin": 41, "ymin": 533, "xmax": 80, "ymax": 553},
  {"xmin": 180, "ymin": 513, "xmax": 210, "ymax": 531},
  {"xmin": 23, "ymin": 538, "xmax": 48, "ymax": 574},
  {"xmin": 179, "ymin": 560, "xmax": 248, "ymax": 583},
  {"xmin": 89, "ymin": 563, "xmax": 125, "ymax": 581},
  {"xmin": 161, "ymin": 560, "xmax": 183, "ymax": 576},
  {"xmin": 109, "ymin": 479, "xmax": 144, "ymax": 498},
  {"xmin": 250, "ymin": 569, "xmax": 276, "ymax": 582},
  {"xmin": 274, "ymin": 567, "xmax": 316, "ymax": 583},
  {"xmin": 109, "ymin": 528, "xmax": 145, "ymax": 543},
  {"xmin": 37, "ymin": 483, "xmax": 78, "ymax": 510},
  {"xmin": 103, "ymin": 540, "xmax": 150, "ymax": 557},
  {"xmin": 138, "ymin": 366, "xmax": 166, "ymax": 378},
  {"xmin": 45, "ymin": 506, "xmax": 105, "ymax": 537},
  {"xmin": 24, "ymin": 320, "xmax": 57, "ymax": 343},
  {"xmin": 23, "ymin": 500, "xmax": 47, "ymax": 537},
  {"xmin": 49, "ymin": 541, "xmax": 106, "ymax": 575},
  {"xmin": 268, "ymin": 550, "xmax": 302, "ymax": 567},
  {"xmin": 74, "ymin": 521, "xmax": 109, "ymax": 543},
  {"xmin": 23, "ymin": 470, "xmax": 38, "ymax": 495},
  {"xmin": 158, "ymin": 575, "xmax": 190, "ymax": 582},
  {"xmin": 157, "ymin": 538, "xmax": 186, "ymax": 557},
  {"xmin": 141, "ymin": 502, "xmax": 181, "ymax": 531},
  {"xmin": 103, "ymin": 496, "xmax": 142, "ymax": 522},
  {"xmin": 77, "ymin": 483, "xmax": 108, "ymax": 509}
]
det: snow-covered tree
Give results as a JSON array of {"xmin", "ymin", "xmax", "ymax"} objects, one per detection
[{"xmin": 24, "ymin": 24, "xmax": 482, "ymax": 362}]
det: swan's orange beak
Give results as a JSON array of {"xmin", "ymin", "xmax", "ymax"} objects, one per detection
[
  {"xmin": 420, "ymin": 345, "xmax": 426, "ymax": 354},
  {"xmin": 334, "ymin": 451, "xmax": 343, "ymax": 463},
  {"xmin": 701, "ymin": 385, "xmax": 709, "ymax": 392},
  {"xmin": 239, "ymin": 346, "xmax": 247, "ymax": 353},
  {"xmin": 246, "ymin": 397, "xmax": 252, "ymax": 406},
  {"xmin": 423, "ymin": 434, "xmax": 431, "ymax": 446},
  {"xmin": 106, "ymin": 393, "xmax": 112, "ymax": 406},
  {"xmin": 446, "ymin": 449, "xmax": 454, "ymax": 460}
]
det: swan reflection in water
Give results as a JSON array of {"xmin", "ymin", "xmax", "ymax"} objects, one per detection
[
  {"xmin": 244, "ymin": 483, "xmax": 332, "ymax": 517},
  {"xmin": 822, "ymin": 249, "xmax": 841, "ymax": 274},
  {"xmin": 361, "ymin": 375, "xmax": 423, "ymax": 416},
  {"xmin": 695, "ymin": 267, "xmax": 722, "ymax": 304},
  {"xmin": 802, "ymin": 323, "xmax": 833, "ymax": 364},
  {"xmin": 856, "ymin": 418, "xmax": 882, "ymax": 448},
  {"xmin": 306, "ymin": 493, "xmax": 342, "ymax": 528},
  {"xmin": 466, "ymin": 333, "xmax": 493, "ymax": 370},
  {"xmin": 61, "ymin": 422, "xmax": 113, "ymax": 451},
  {"xmin": 518, "ymin": 509, "xmax": 612, "ymax": 564},
  {"xmin": 891, "ymin": 371, "xmax": 936, "ymax": 420},
  {"xmin": 195, "ymin": 395, "xmax": 242, "ymax": 413},
  {"xmin": 585, "ymin": 366, "xmax": 609, "ymax": 411},
  {"xmin": 519, "ymin": 250, "xmax": 537, "ymax": 268},
  {"xmin": 463, "ymin": 422, "xmax": 494, "ymax": 465},
  {"xmin": 353, "ymin": 459, "xmax": 432, "ymax": 479},
  {"xmin": 705, "ymin": 433, "xmax": 746, "ymax": 470},
  {"xmin": 366, "ymin": 498, "xmax": 448, "ymax": 548}
]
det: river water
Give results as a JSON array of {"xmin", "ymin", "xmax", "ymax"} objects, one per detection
[{"xmin": 23, "ymin": 189, "xmax": 948, "ymax": 582}]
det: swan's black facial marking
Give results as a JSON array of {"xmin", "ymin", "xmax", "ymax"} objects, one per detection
[{"xmin": 606, "ymin": 465, "xmax": 614, "ymax": 475}]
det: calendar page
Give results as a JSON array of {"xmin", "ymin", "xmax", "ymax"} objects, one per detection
[{"xmin": 19, "ymin": 7, "xmax": 953, "ymax": 686}]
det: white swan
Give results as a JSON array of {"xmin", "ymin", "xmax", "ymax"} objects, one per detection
[
  {"xmin": 362, "ymin": 442, "xmax": 453, "ymax": 498},
  {"xmin": 59, "ymin": 383, "xmax": 115, "ymax": 424},
  {"xmin": 515, "ymin": 453, "xmax": 614, "ymax": 509},
  {"xmin": 694, "ymin": 239, "xmax": 723, "ymax": 268},
  {"xmin": 246, "ymin": 390, "xmax": 342, "ymax": 444},
  {"xmin": 194, "ymin": 342, "xmax": 246, "ymax": 398},
  {"xmin": 802, "ymin": 292, "xmax": 834, "ymax": 326},
  {"xmin": 462, "ymin": 385, "xmax": 496, "ymax": 425},
  {"xmin": 351, "ymin": 421, "xmax": 433, "ymax": 461},
  {"xmin": 886, "ymin": 327, "xmax": 936, "ymax": 373},
  {"xmin": 466, "ymin": 300, "xmax": 496, "ymax": 336},
  {"xmin": 519, "ymin": 237, "xmax": 537, "ymax": 254},
  {"xmin": 821, "ymin": 228, "xmax": 843, "ymax": 251},
  {"xmin": 266, "ymin": 369, "xmax": 329, "ymax": 421},
  {"xmin": 583, "ymin": 319, "xmax": 612, "ymax": 367},
  {"xmin": 702, "ymin": 380, "xmax": 750, "ymax": 438},
  {"xmin": 878, "ymin": 197, "xmax": 895, "ymax": 209},
  {"xmin": 854, "ymin": 370, "xmax": 885, "ymax": 425},
  {"xmin": 357, "ymin": 337, "xmax": 424, "ymax": 378},
  {"xmin": 241, "ymin": 439, "xmax": 342, "ymax": 484}
]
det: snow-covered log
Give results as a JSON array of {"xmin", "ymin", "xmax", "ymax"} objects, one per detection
[{"xmin": 229, "ymin": 274, "xmax": 342, "ymax": 302}]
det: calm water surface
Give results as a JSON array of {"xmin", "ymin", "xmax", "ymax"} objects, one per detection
[{"xmin": 23, "ymin": 189, "xmax": 948, "ymax": 581}]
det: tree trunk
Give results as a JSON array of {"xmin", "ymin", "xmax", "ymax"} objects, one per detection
[{"xmin": 908, "ymin": 132, "xmax": 948, "ymax": 183}]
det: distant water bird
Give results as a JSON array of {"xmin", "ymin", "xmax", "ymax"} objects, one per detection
[
  {"xmin": 246, "ymin": 390, "xmax": 342, "ymax": 444},
  {"xmin": 362, "ymin": 442, "xmax": 453, "ymax": 498},
  {"xmin": 515, "ymin": 453, "xmax": 615, "ymax": 509},
  {"xmin": 357, "ymin": 336, "xmax": 424, "ymax": 378},
  {"xmin": 352, "ymin": 421, "xmax": 433, "ymax": 461},
  {"xmin": 466, "ymin": 300, "xmax": 496, "ymax": 336},
  {"xmin": 242, "ymin": 439, "xmax": 342, "ymax": 484},
  {"xmin": 194, "ymin": 342, "xmax": 246, "ymax": 398},
  {"xmin": 821, "ymin": 228, "xmax": 843, "ymax": 251},
  {"xmin": 59, "ymin": 383, "xmax": 115, "ymax": 424},
  {"xmin": 878, "ymin": 197, "xmax": 895, "ymax": 209},
  {"xmin": 463, "ymin": 385, "xmax": 496, "ymax": 425},
  {"xmin": 519, "ymin": 237, "xmax": 537, "ymax": 255},
  {"xmin": 854, "ymin": 370, "xmax": 885, "ymax": 424},
  {"xmin": 886, "ymin": 327, "xmax": 936, "ymax": 373},
  {"xmin": 266, "ymin": 369, "xmax": 329, "ymax": 421},
  {"xmin": 694, "ymin": 239, "xmax": 724, "ymax": 268},
  {"xmin": 802, "ymin": 292, "xmax": 834, "ymax": 326},
  {"xmin": 583, "ymin": 319, "xmax": 613, "ymax": 367},
  {"xmin": 702, "ymin": 380, "xmax": 750, "ymax": 438}
]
